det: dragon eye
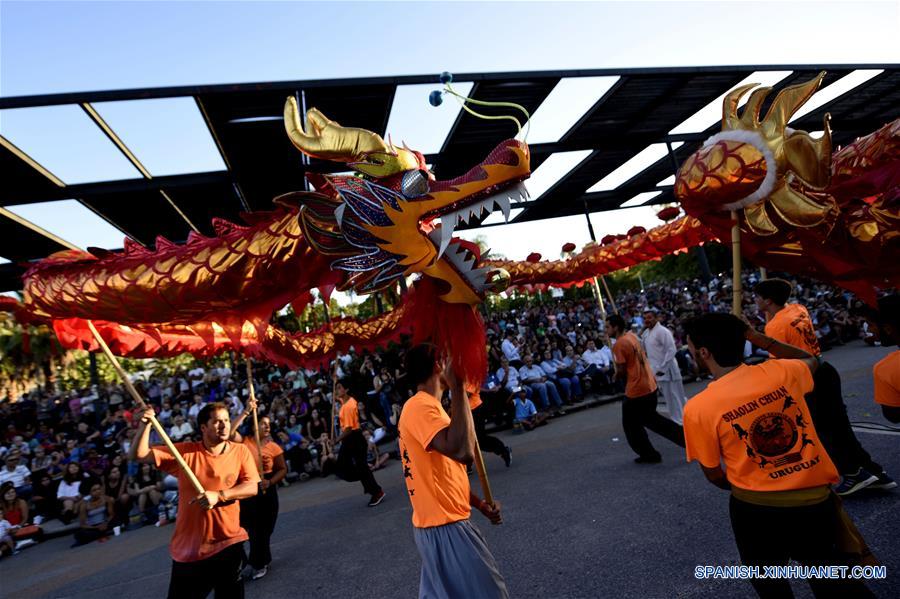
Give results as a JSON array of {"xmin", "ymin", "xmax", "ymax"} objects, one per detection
[{"xmin": 401, "ymin": 170, "xmax": 430, "ymax": 198}]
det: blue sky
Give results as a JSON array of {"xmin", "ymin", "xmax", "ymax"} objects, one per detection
[{"xmin": 1, "ymin": 1, "xmax": 897, "ymax": 265}]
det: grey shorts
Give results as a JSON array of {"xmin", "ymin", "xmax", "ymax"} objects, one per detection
[{"xmin": 413, "ymin": 519, "xmax": 508, "ymax": 599}]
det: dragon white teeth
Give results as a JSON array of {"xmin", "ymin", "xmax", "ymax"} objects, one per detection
[
  {"xmin": 437, "ymin": 215, "xmax": 456, "ymax": 260},
  {"xmin": 496, "ymin": 195, "xmax": 511, "ymax": 222},
  {"xmin": 334, "ymin": 204, "xmax": 346, "ymax": 228}
]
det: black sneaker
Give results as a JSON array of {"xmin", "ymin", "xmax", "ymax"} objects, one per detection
[
  {"xmin": 367, "ymin": 490, "xmax": 386, "ymax": 507},
  {"xmin": 834, "ymin": 468, "xmax": 879, "ymax": 496},
  {"xmin": 502, "ymin": 446, "xmax": 512, "ymax": 468},
  {"xmin": 634, "ymin": 455, "xmax": 662, "ymax": 464},
  {"xmin": 869, "ymin": 471, "xmax": 898, "ymax": 491}
]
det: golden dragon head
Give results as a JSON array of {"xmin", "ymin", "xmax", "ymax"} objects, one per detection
[
  {"xmin": 284, "ymin": 98, "xmax": 529, "ymax": 305},
  {"xmin": 675, "ymin": 72, "xmax": 837, "ymax": 235}
]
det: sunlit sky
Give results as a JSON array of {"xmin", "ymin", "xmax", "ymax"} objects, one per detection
[{"xmin": 1, "ymin": 1, "xmax": 897, "ymax": 273}]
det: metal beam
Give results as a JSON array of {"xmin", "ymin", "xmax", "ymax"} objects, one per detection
[
  {"xmin": 2, "ymin": 64, "xmax": 892, "ymax": 109},
  {"xmin": 81, "ymin": 103, "xmax": 200, "ymax": 233},
  {"xmin": 2, "ymin": 170, "xmax": 232, "ymax": 206}
]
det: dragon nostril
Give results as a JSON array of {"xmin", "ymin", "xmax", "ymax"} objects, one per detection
[{"xmin": 401, "ymin": 170, "xmax": 430, "ymax": 198}]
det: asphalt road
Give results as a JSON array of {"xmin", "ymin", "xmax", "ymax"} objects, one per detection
[{"xmin": 2, "ymin": 342, "xmax": 897, "ymax": 599}]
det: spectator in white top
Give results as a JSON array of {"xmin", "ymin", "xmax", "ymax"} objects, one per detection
[
  {"xmin": 518, "ymin": 353, "xmax": 564, "ymax": 412},
  {"xmin": 640, "ymin": 309, "xmax": 687, "ymax": 424},
  {"xmin": 582, "ymin": 339, "xmax": 612, "ymax": 369},
  {"xmin": 0, "ymin": 452, "xmax": 32, "ymax": 498},
  {"xmin": 187, "ymin": 394, "xmax": 205, "ymax": 421},
  {"xmin": 539, "ymin": 349, "xmax": 582, "ymax": 402},
  {"xmin": 580, "ymin": 339, "xmax": 613, "ymax": 393},
  {"xmin": 495, "ymin": 356, "xmax": 521, "ymax": 393},
  {"xmin": 168, "ymin": 415, "xmax": 194, "ymax": 442},
  {"xmin": 188, "ymin": 366, "xmax": 206, "ymax": 389},
  {"xmin": 501, "ymin": 329, "xmax": 522, "ymax": 367}
]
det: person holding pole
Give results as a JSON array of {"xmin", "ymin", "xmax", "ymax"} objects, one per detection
[
  {"xmin": 334, "ymin": 381, "xmax": 385, "ymax": 507},
  {"xmin": 753, "ymin": 279, "xmax": 894, "ymax": 496},
  {"xmin": 230, "ymin": 398, "xmax": 287, "ymax": 581},
  {"xmin": 682, "ymin": 313, "xmax": 875, "ymax": 599},
  {"xmin": 132, "ymin": 402, "xmax": 260, "ymax": 599},
  {"xmin": 398, "ymin": 343, "xmax": 507, "ymax": 599}
]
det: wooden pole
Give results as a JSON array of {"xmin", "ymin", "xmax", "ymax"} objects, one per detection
[
  {"xmin": 592, "ymin": 276, "xmax": 607, "ymax": 318},
  {"xmin": 86, "ymin": 321, "xmax": 205, "ymax": 495},
  {"xmin": 731, "ymin": 210, "xmax": 743, "ymax": 316},
  {"xmin": 330, "ymin": 360, "xmax": 338, "ymax": 440},
  {"xmin": 600, "ymin": 275, "xmax": 619, "ymax": 315},
  {"xmin": 759, "ymin": 267, "xmax": 767, "ymax": 281},
  {"xmin": 244, "ymin": 358, "xmax": 263, "ymax": 469},
  {"xmin": 472, "ymin": 437, "xmax": 495, "ymax": 513}
]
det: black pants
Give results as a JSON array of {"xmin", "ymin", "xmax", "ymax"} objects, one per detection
[
  {"xmin": 336, "ymin": 430, "xmax": 382, "ymax": 496},
  {"xmin": 807, "ymin": 362, "xmax": 883, "ymax": 476},
  {"xmin": 473, "ymin": 404, "xmax": 506, "ymax": 458},
  {"xmin": 621, "ymin": 390, "xmax": 685, "ymax": 459},
  {"xmin": 729, "ymin": 494, "xmax": 873, "ymax": 598},
  {"xmin": 168, "ymin": 542, "xmax": 246, "ymax": 599},
  {"xmin": 240, "ymin": 481, "xmax": 279, "ymax": 570}
]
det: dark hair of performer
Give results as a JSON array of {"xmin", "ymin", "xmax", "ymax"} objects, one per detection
[{"xmin": 753, "ymin": 278, "xmax": 793, "ymax": 306}]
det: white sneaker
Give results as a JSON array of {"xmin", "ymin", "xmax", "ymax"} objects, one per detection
[
  {"xmin": 251, "ymin": 566, "xmax": 268, "ymax": 580},
  {"xmin": 15, "ymin": 539, "xmax": 36, "ymax": 550},
  {"xmin": 33, "ymin": 516, "xmax": 44, "ymax": 525}
]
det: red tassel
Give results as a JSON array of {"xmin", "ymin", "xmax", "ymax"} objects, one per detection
[{"xmin": 405, "ymin": 278, "xmax": 487, "ymax": 389}]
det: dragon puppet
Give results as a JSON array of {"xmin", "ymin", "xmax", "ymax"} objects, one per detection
[
  {"xmin": 14, "ymin": 73, "xmax": 898, "ymax": 378},
  {"xmin": 20, "ymin": 97, "xmax": 538, "ymax": 383},
  {"xmin": 674, "ymin": 72, "xmax": 899, "ymax": 302}
]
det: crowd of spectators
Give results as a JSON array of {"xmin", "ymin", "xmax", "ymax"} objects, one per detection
[{"xmin": 0, "ymin": 268, "xmax": 880, "ymax": 556}]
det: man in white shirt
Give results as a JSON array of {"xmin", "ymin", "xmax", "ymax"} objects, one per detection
[
  {"xmin": 518, "ymin": 354, "xmax": 564, "ymax": 413},
  {"xmin": 581, "ymin": 339, "xmax": 613, "ymax": 392},
  {"xmin": 187, "ymin": 394, "xmax": 205, "ymax": 421},
  {"xmin": 169, "ymin": 415, "xmax": 194, "ymax": 442},
  {"xmin": 640, "ymin": 309, "xmax": 687, "ymax": 424},
  {"xmin": 501, "ymin": 329, "xmax": 522, "ymax": 367},
  {"xmin": 495, "ymin": 356, "xmax": 521, "ymax": 393},
  {"xmin": 188, "ymin": 366, "xmax": 206, "ymax": 389},
  {"xmin": 0, "ymin": 452, "xmax": 31, "ymax": 496}
]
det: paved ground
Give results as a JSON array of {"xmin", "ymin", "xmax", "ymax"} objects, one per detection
[{"xmin": 2, "ymin": 342, "xmax": 897, "ymax": 599}]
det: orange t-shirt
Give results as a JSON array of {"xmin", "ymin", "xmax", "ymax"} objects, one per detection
[
  {"xmin": 339, "ymin": 397, "xmax": 360, "ymax": 431},
  {"xmin": 241, "ymin": 438, "xmax": 284, "ymax": 474},
  {"xmin": 397, "ymin": 391, "xmax": 471, "ymax": 529},
  {"xmin": 874, "ymin": 350, "xmax": 900, "ymax": 408},
  {"xmin": 684, "ymin": 360, "xmax": 838, "ymax": 492},
  {"xmin": 765, "ymin": 304, "xmax": 821, "ymax": 356},
  {"xmin": 151, "ymin": 441, "xmax": 260, "ymax": 562},
  {"xmin": 612, "ymin": 331, "xmax": 658, "ymax": 398}
]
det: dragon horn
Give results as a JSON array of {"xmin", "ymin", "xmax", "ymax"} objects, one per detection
[
  {"xmin": 722, "ymin": 83, "xmax": 758, "ymax": 130},
  {"xmin": 761, "ymin": 71, "xmax": 826, "ymax": 133},
  {"xmin": 283, "ymin": 98, "xmax": 390, "ymax": 162},
  {"xmin": 739, "ymin": 86, "xmax": 773, "ymax": 130}
]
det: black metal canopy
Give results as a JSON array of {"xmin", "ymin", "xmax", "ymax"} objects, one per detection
[{"xmin": 1, "ymin": 64, "xmax": 897, "ymax": 292}]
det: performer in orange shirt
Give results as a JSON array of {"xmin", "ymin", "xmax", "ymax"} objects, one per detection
[
  {"xmin": 871, "ymin": 294, "xmax": 900, "ymax": 423},
  {"xmin": 132, "ymin": 402, "xmax": 260, "ymax": 599},
  {"xmin": 230, "ymin": 399, "xmax": 287, "ymax": 581},
  {"xmin": 398, "ymin": 344, "xmax": 506, "ymax": 599},
  {"xmin": 754, "ymin": 279, "xmax": 893, "ymax": 495},
  {"xmin": 606, "ymin": 314, "xmax": 684, "ymax": 463},
  {"xmin": 683, "ymin": 313, "xmax": 873, "ymax": 599},
  {"xmin": 334, "ymin": 381, "xmax": 385, "ymax": 507}
]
